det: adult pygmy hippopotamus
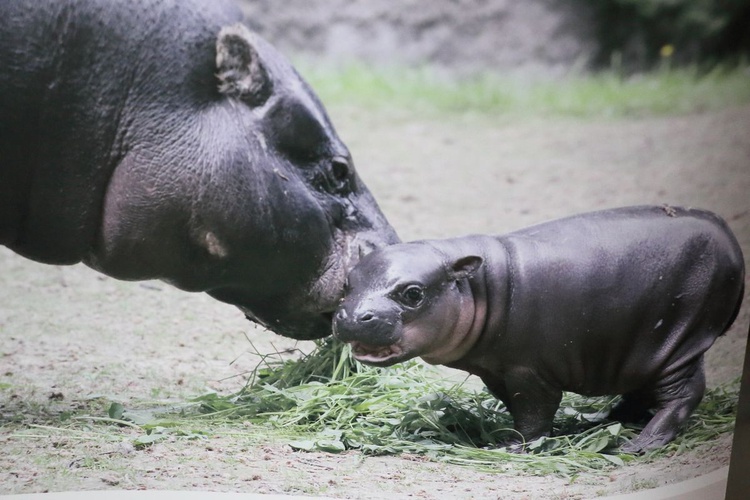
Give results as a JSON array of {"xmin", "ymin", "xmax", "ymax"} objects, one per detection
[
  {"xmin": 334, "ymin": 206, "xmax": 745, "ymax": 453},
  {"xmin": 0, "ymin": 0, "xmax": 398, "ymax": 341}
]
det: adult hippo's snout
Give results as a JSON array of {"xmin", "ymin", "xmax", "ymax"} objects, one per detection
[
  {"xmin": 0, "ymin": 0, "xmax": 399, "ymax": 342},
  {"xmin": 200, "ymin": 171, "xmax": 399, "ymax": 340},
  {"xmin": 239, "ymin": 226, "xmax": 399, "ymax": 341}
]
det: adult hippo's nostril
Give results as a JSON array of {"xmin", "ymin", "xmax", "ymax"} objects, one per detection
[
  {"xmin": 335, "ymin": 308, "xmax": 349, "ymax": 322},
  {"xmin": 358, "ymin": 312, "xmax": 375, "ymax": 322}
]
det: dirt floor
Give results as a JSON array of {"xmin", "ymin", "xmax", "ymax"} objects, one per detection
[{"xmin": 2, "ymin": 102, "xmax": 750, "ymax": 499}]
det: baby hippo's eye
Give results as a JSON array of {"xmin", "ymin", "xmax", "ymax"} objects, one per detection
[{"xmin": 400, "ymin": 284, "xmax": 425, "ymax": 307}]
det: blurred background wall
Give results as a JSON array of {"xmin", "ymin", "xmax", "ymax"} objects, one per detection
[{"xmin": 238, "ymin": 0, "xmax": 750, "ymax": 76}]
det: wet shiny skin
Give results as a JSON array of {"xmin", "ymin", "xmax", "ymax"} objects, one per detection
[{"xmin": 334, "ymin": 206, "xmax": 744, "ymax": 452}]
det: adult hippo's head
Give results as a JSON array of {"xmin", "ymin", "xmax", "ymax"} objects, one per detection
[
  {"xmin": 194, "ymin": 25, "xmax": 400, "ymax": 339},
  {"xmin": 6, "ymin": 3, "xmax": 404, "ymax": 340}
]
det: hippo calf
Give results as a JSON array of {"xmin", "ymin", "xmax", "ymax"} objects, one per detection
[{"xmin": 333, "ymin": 206, "xmax": 745, "ymax": 453}]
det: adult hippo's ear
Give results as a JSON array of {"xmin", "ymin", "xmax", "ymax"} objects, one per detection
[
  {"xmin": 448, "ymin": 256, "xmax": 483, "ymax": 281},
  {"xmin": 216, "ymin": 24, "xmax": 272, "ymax": 106}
]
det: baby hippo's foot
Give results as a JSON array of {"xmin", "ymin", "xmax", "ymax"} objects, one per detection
[
  {"xmin": 495, "ymin": 440, "xmax": 527, "ymax": 454},
  {"xmin": 619, "ymin": 431, "xmax": 674, "ymax": 455},
  {"xmin": 619, "ymin": 440, "xmax": 647, "ymax": 455}
]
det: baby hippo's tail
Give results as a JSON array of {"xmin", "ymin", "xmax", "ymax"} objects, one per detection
[
  {"xmin": 722, "ymin": 281, "xmax": 745, "ymax": 337},
  {"xmin": 706, "ymin": 208, "xmax": 745, "ymax": 337}
]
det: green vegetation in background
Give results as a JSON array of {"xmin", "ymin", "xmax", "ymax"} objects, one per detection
[
  {"xmin": 297, "ymin": 62, "xmax": 750, "ymax": 118},
  {"xmin": 588, "ymin": 0, "xmax": 750, "ymax": 70}
]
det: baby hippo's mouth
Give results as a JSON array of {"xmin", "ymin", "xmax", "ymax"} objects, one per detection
[{"xmin": 348, "ymin": 341, "xmax": 405, "ymax": 366}]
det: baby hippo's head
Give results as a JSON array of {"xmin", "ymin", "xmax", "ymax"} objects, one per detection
[{"xmin": 333, "ymin": 242, "xmax": 482, "ymax": 367}]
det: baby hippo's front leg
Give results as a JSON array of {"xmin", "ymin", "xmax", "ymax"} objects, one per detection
[{"xmin": 485, "ymin": 368, "xmax": 563, "ymax": 450}]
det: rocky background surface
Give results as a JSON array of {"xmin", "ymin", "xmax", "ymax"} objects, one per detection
[{"xmin": 239, "ymin": 0, "xmax": 597, "ymax": 76}]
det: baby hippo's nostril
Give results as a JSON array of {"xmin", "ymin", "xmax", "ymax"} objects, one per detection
[
  {"xmin": 335, "ymin": 309, "xmax": 348, "ymax": 321},
  {"xmin": 358, "ymin": 312, "xmax": 375, "ymax": 322}
]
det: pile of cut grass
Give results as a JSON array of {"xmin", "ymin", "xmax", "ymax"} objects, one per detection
[{"xmin": 195, "ymin": 339, "xmax": 738, "ymax": 476}]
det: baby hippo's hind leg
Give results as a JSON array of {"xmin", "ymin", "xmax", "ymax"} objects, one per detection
[
  {"xmin": 620, "ymin": 359, "xmax": 706, "ymax": 454},
  {"xmin": 609, "ymin": 390, "xmax": 656, "ymax": 425}
]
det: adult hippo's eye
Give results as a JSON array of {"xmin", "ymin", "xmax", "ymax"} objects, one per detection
[
  {"xmin": 329, "ymin": 156, "xmax": 353, "ymax": 193},
  {"xmin": 400, "ymin": 284, "xmax": 425, "ymax": 308},
  {"xmin": 332, "ymin": 157, "xmax": 350, "ymax": 181}
]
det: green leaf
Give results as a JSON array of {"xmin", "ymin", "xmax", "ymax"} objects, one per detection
[
  {"xmin": 526, "ymin": 436, "xmax": 548, "ymax": 451},
  {"xmin": 107, "ymin": 402, "xmax": 124, "ymax": 420},
  {"xmin": 288, "ymin": 435, "xmax": 346, "ymax": 453},
  {"xmin": 602, "ymin": 454, "xmax": 625, "ymax": 466},
  {"xmin": 191, "ymin": 393, "xmax": 238, "ymax": 412},
  {"xmin": 288, "ymin": 440, "xmax": 318, "ymax": 452},
  {"xmin": 133, "ymin": 433, "xmax": 165, "ymax": 448},
  {"xmin": 607, "ymin": 423, "xmax": 623, "ymax": 436},
  {"xmin": 122, "ymin": 409, "xmax": 161, "ymax": 425},
  {"xmin": 141, "ymin": 420, "xmax": 183, "ymax": 430},
  {"xmin": 315, "ymin": 440, "xmax": 346, "ymax": 453},
  {"xmin": 582, "ymin": 435, "xmax": 611, "ymax": 453}
]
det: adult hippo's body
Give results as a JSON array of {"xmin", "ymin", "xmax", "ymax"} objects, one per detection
[
  {"xmin": 334, "ymin": 206, "xmax": 745, "ymax": 452},
  {"xmin": 0, "ymin": 0, "xmax": 398, "ymax": 340}
]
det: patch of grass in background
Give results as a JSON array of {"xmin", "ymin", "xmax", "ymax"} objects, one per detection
[{"xmin": 296, "ymin": 62, "xmax": 750, "ymax": 118}]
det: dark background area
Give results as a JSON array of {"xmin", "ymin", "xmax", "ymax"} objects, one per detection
[{"xmin": 238, "ymin": 0, "xmax": 750, "ymax": 76}]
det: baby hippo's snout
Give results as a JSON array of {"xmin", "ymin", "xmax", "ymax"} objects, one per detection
[
  {"xmin": 333, "ymin": 296, "xmax": 409, "ymax": 366},
  {"xmin": 333, "ymin": 302, "xmax": 399, "ymax": 345}
]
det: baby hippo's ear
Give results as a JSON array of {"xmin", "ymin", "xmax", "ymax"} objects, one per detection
[{"xmin": 449, "ymin": 256, "xmax": 483, "ymax": 280}]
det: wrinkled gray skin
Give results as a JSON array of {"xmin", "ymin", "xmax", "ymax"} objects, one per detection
[
  {"xmin": 0, "ymin": 0, "xmax": 398, "ymax": 340},
  {"xmin": 334, "ymin": 206, "xmax": 745, "ymax": 453}
]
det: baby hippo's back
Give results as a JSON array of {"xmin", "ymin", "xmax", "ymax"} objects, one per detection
[{"xmin": 489, "ymin": 205, "xmax": 744, "ymax": 395}]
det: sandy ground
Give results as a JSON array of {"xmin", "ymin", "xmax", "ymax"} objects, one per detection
[{"xmin": 1, "ymin": 103, "xmax": 749, "ymax": 499}]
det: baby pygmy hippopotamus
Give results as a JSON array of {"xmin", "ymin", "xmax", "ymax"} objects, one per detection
[{"xmin": 333, "ymin": 205, "xmax": 745, "ymax": 453}]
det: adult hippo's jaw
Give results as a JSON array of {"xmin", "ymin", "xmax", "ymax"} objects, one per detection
[
  {"xmin": 0, "ymin": 0, "xmax": 398, "ymax": 341},
  {"xmin": 208, "ymin": 223, "xmax": 397, "ymax": 341}
]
